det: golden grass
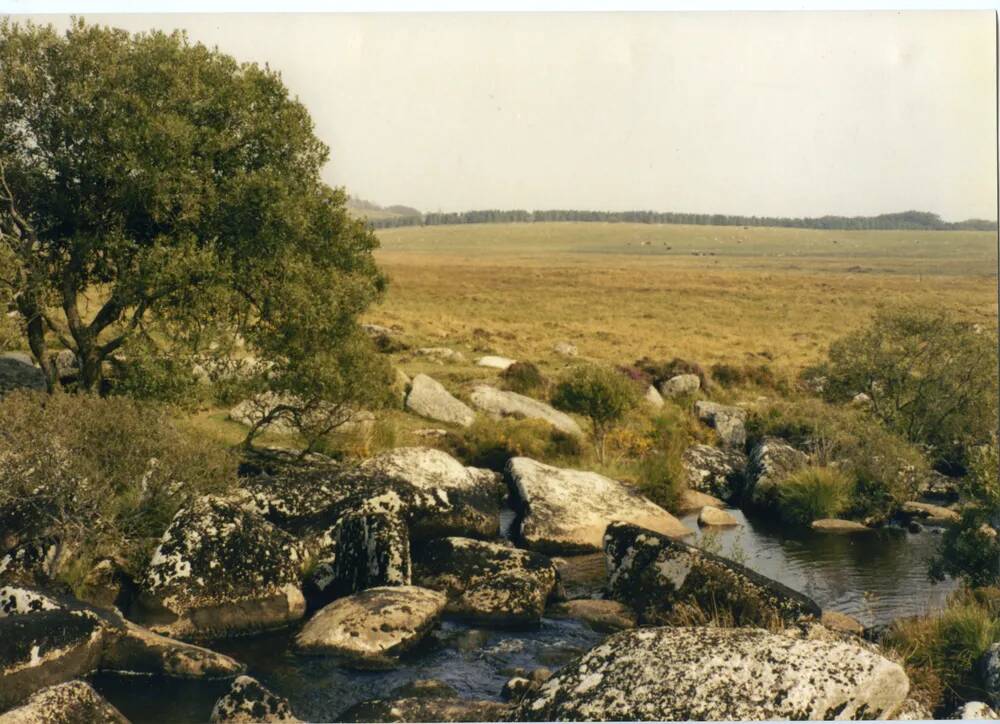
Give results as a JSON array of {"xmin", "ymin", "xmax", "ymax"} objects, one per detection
[{"xmin": 368, "ymin": 223, "xmax": 997, "ymax": 377}]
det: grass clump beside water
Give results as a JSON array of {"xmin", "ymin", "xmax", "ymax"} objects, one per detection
[
  {"xmin": 776, "ymin": 465, "xmax": 852, "ymax": 525},
  {"xmin": 883, "ymin": 588, "xmax": 1000, "ymax": 713}
]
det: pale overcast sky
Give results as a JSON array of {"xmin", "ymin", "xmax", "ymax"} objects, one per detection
[{"xmin": 12, "ymin": 12, "xmax": 1000, "ymax": 219}]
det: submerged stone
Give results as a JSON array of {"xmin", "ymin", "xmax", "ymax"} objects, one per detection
[
  {"xmin": 0, "ymin": 681, "xmax": 128, "ymax": 724},
  {"xmin": 338, "ymin": 697, "xmax": 511, "ymax": 723},
  {"xmin": 210, "ymin": 675, "xmax": 300, "ymax": 723}
]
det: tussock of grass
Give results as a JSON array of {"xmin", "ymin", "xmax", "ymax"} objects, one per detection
[
  {"xmin": 882, "ymin": 589, "xmax": 1000, "ymax": 713},
  {"xmin": 777, "ymin": 465, "xmax": 852, "ymax": 525}
]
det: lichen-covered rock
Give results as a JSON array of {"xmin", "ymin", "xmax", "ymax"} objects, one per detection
[
  {"xmin": 412, "ymin": 537, "xmax": 557, "ymax": 625},
  {"xmin": 980, "ymin": 642, "xmax": 1000, "ymax": 710},
  {"xmin": 0, "ymin": 585, "xmax": 242, "ymax": 709},
  {"xmin": 546, "ymin": 599, "xmax": 637, "ymax": 633},
  {"xmin": 698, "ymin": 506, "xmax": 738, "ymax": 527},
  {"xmin": 414, "ymin": 347, "xmax": 466, "ymax": 364},
  {"xmin": 746, "ymin": 437, "xmax": 809, "ymax": 508},
  {"xmin": 358, "ymin": 448, "xmax": 504, "ymax": 539},
  {"xmin": 338, "ymin": 697, "xmax": 511, "ymax": 723},
  {"xmin": 470, "ymin": 385, "xmax": 583, "ymax": 437},
  {"xmin": 477, "ymin": 355, "xmax": 516, "ymax": 370},
  {"xmin": 553, "ymin": 341, "xmax": 578, "ymax": 357},
  {"xmin": 405, "ymin": 374, "xmax": 475, "ymax": 427},
  {"xmin": 821, "ymin": 610, "xmax": 865, "ymax": 636},
  {"xmin": 893, "ymin": 697, "xmax": 933, "ymax": 720},
  {"xmin": 694, "ymin": 400, "xmax": 747, "ymax": 448},
  {"xmin": 0, "ymin": 538, "xmax": 69, "ymax": 587},
  {"xmin": 604, "ymin": 522, "xmax": 820, "ymax": 627},
  {"xmin": 501, "ymin": 676, "xmax": 534, "ymax": 702},
  {"xmin": 658, "ymin": 373, "xmax": 700, "ymax": 397},
  {"xmin": 950, "ymin": 701, "xmax": 998, "ymax": 720},
  {"xmin": 134, "ymin": 497, "xmax": 306, "ymax": 638},
  {"xmin": 516, "ymin": 626, "xmax": 909, "ymax": 721},
  {"xmin": 507, "ymin": 457, "xmax": 690, "ymax": 554},
  {"xmin": 643, "ymin": 385, "xmax": 664, "ymax": 408},
  {"xmin": 210, "ymin": 675, "xmax": 300, "ymax": 723},
  {"xmin": 0, "ymin": 681, "xmax": 128, "ymax": 724},
  {"xmin": 682, "ymin": 445, "xmax": 747, "ymax": 502},
  {"xmin": 295, "ymin": 586, "xmax": 446, "ymax": 668},
  {"xmin": 0, "ymin": 357, "xmax": 46, "ymax": 396}
]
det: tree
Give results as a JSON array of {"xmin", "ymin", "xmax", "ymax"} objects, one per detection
[
  {"xmin": 552, "ymin": 364, "xmax": 637, "ymax": 461},
  {"xmin": 821, "ymin": 308, "xmax": 998, "ymax": 471},
  {"xmin": 0, "ymin": 19, "xmax": 390, "ymax": 442}
]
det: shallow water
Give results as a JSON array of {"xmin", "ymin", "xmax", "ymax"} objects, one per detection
[
  {"xmin": 90, "ymin": 509, "xmax": 956, "ymax": 723},
  {"xmin": 677, "ymin": 508, "xmax": 957, "ymax": 628}
]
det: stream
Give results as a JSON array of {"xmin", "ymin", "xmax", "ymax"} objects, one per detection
[{"xmin": 90, "ymin": 508, "xmax": 956, "ymax": 723}]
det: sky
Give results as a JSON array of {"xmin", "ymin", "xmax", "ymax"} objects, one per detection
[{"xmin": 10, "ymin": 11, "xmax": 999, "ymax": 220}]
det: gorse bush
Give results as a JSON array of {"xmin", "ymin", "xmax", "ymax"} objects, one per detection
[
  {"xmin": 776, "ymin": 465, "xmax": 852, "ymax": 525},
  {"xmin": 552, "ymin": 364, "xmax": 638, "ymax": 462},
  {"xmin": 822, "ymin": 308, "xmax": 998, "ymax": 472},
  {"xmin": 0, "ymin": 391, "xmax": 236, "ymax": 586},
  {"xmin": 500, "ymin": 361, "xmax": 547, "ymax": 396},
  {"xmin": 883, "ymin": 590, "xmax": 1000, "ymax": 713}
]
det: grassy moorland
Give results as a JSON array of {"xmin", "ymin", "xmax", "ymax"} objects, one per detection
[{"xmin": 369, "ymin": 222, "xmax": 998, "ymax": 376}]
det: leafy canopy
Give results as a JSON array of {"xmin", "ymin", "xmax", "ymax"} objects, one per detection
[{"xmin": 0, "ymin": 19, "xmax": 390, "ymax": 441}]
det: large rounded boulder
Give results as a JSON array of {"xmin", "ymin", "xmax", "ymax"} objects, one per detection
[
  {"xmin": 295, "ymin": 586, "xmax": 446, "ymax": 668},
  {"xmin": 604, "ymin": 522, "xmax": 820, "ymax": 627},
  {"xmin": 358, "ymin": 448, "xmax": 504, "ymax": 539},
  {"xmin": 682, "ymin": 444, "xmax": 747, "ymax": 502},
  {"xmin": 0, "ymin": 681, "xmax": 128, "ymax": 724},
  {"xmin": 746, "ymin": 437, "xmax": 809, "ymax": 508},
  {"xmin": 516, "ymin": 626, "xmax": 910, "ymax": 721},
  {"xmin": 507, "ymin": 457, "xmax": 690, "ymax": 554},
  {"xmin": 412, "ymin": 537, "xmax": 557, "ymax": 626},
  {"xmin": 133, "ymin": 497, "xmax": 306, "ymax": 638},
  {"xmin": 469, "ymin": 385, "xmax": 583, "ymax": 437}
]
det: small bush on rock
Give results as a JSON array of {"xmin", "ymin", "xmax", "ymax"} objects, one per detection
[
  {"xmin": 0, "ymin": 391, "xmax": 237, "ymax": 586},
  {"xmin": 552, "ymin": 364, "xmax": 638, "ymax": 462},
  {"xmin": 776, "ymin": 465, "xmax": 852, "ymax": 525},
  {"xmin": 500, "ymin": 361, "xmax": 547, "ymax": 396}
]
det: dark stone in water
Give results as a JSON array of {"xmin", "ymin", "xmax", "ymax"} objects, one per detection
[
  {"xmin": 604, "ymin": 521, "xmax": 821, "ymax": 627},
  {"xmin": 337, "ymin": 697, "xmax": 512, "ymax": 723}
]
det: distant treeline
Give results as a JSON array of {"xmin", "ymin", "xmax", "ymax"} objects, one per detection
[{"xmin": 367, "ymin": 208, "xmax": 996, "ymax": 232}]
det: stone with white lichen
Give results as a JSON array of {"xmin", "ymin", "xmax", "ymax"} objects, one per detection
[
  {"xmin": 295, "ymin": 586, "xmax": 446, "ymax": 668},
  {"xmin": 413, "ymin": 537, "xmax": 557, "ymax": 626},
  {"xmin": 515, "ymin": 626, "xmax": 910, "ymax": 721},
  {"xmin": 210, "ymin": 675, "xmax": 300, "ymax": 722},
  {"xmin": 603, "ymin": 521, "xmax": 820, "ymax": 627},
  {"xmin": 0, "ymin": 681, "xmax": 128, "ymax": 724},
  {"xmin": 506, "ymin": 457, "xmax": 690, "ymax": 554},
  {"xmin": 133, "ymin": 496, "xmax": 306, "ymax": 638}
]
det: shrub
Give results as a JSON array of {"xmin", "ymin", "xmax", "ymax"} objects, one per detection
[
  {"xmin": 109, "ymin": 339, "xmax": 201, "ymax": 407},
  {"xmin": 500, "ymin": 361, "xmax": 547, "ymax": 396},
  {"xmin": 710, "ymin": 362, "xmax": 782, "ymax": 391},
  {"xmin": 776, "ymin": 465, "xmax": 852, "ymax": 525},
  {"xmin": 451, "ymin": 416, "xmax": 582, "ymax": 471},
  {"xmin": 635, "ymin": 356, "xmax": 709, "ymax": 390},
  {"xmin": 883, "ymin": 590, "xmax": 1000, "ymax": 713},
  {"xmin": 552, "ymin": 364, "xmax": 638, "ymax": 461},
  {"xmin": 0, "ymin": 391, "xmax": 237, "ymax": 586},
  {"xmin": 823, "ymin": 308, "xmax": 998, "ymax": 472},
  {"xmin": 746, "ymin": 398, "xmax": 929, "ymax": 521},
  {"xmin": 930, "ymin": 441, "xmax": 1000, "ymax": 588},
  {"xmin": 635, "ymin": 408, "xmax": 698, "ymax": 511}
]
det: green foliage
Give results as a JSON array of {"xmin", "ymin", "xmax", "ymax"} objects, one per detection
[
  {"xmin": 0, "ymin": 391, "xmax": 236, "ymax": 583},
  {"xmin": 635, "ymin": 407, "xmax": 698, "ymax": 511},
  {"xmin": 822, "ymin": 308, "xmax": 998, "ymax": 470},
  {"xmin": 0, "ymin": 19, "xmax": 389, "ymax": 446},
  {"xmin": 109, "ymin": 338, "xmax": 201, "ymax": 406},
  {"xmin": 746, "ymin": 398, "xmax": 929, "ymax": 521},
  {"xmin": 450, "ymin": 415, "xmax": 583, "ymax": 471},
  {"xmin": 634, "ymin": 356, "xmax": 708, "ymax": 390},
  {"xmin": 883, "ymin": 589, "xmax": 1000, "ymax": 713},
  {"xmin": 776, "ymin": 465, "xmax": 852, "ymax": 526},
  {"xmin": 930, "ymin": 441, "xmax": 1000, "ymax": 588},
  {"xmin": 552, "ymin": 364, "xmax": 638, "ymax": 461},
  {"xmin": 500, "ymin": 361, "xmax": 546, "ymax": 396}
]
